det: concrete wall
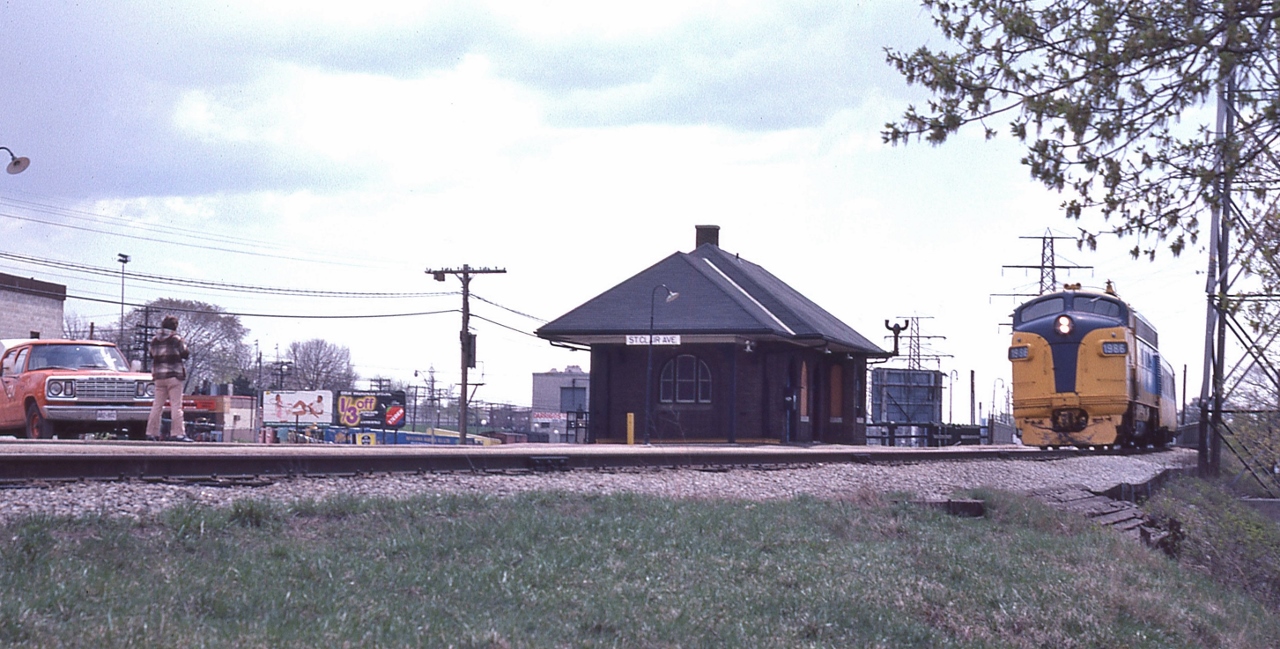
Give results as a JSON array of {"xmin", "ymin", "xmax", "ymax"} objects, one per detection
[{"xmin": 0, "ymin": 274, "xmax": 65, "ymax": 339}]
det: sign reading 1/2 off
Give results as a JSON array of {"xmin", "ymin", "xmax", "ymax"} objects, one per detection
[{"xmin": 626, "ymin": 335, "xmax": 681, "ymax": 345}]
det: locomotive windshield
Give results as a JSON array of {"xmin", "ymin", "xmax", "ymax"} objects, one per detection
[
  {"xmin": 1016, "ymin": 297, "xmax": 1065, "ymax": 324},
  {"xmin": 1073, "ymin": 295, "xmax": 1126, "ymax": 319},
  {"xmin": 1016, "ymin": 294, "xmax": 1128, "ymax": 325}
]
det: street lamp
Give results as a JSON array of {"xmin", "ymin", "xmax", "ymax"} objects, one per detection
[
  {"xmin": 992, "ymin": 377, "xmax": 1007, "ymax": 423},
  {"xmin": 117, "ymin": 254, "xmax": 130, "ymax": 351},
  {"xmin": 644, "ymin": 284, "xmax": 679, "ymax": 444},
  {"xmin": 948, "ymin": 369, "xmax": 959, "ymax": 424},
  {"xmin": 0, "ymin": 147, "xmax": 29, "ymax": 175}
]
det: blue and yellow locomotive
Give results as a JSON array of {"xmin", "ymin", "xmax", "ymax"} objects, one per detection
[{"xmin": 1009, "ymin": 282, "xmax": 1177, "ymax": 448}]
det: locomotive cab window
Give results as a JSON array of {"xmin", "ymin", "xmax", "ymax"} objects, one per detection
[
  {"xmin": 1074, "ymin": 296, "xmax": 1125, "ymax": 319},
  {"xmin": 1017, "ymin": 297, "xmax": 1065, "ymax": 324}
]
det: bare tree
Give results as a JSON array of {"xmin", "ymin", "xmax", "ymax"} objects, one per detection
[
  {"xmin": 62, "ymin": 312, "xmax": 93, "ymax": 340},
  {"xmin": 287, "ymin": 339, "xmax": 358, "ymax": 392},
  {"xmin": 130, "ymin": 299, "xmax": 250, "ymax": 393}
]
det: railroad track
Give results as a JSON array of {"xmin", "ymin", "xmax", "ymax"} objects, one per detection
[{"xmin": 0, "ymin": 439, "xmax": 1157, "ymax": 484}]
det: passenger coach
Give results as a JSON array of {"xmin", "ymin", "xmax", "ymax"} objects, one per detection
[{"xmin": 1009, "ymin": 283, "xmax": 1177, "ymax": 448}]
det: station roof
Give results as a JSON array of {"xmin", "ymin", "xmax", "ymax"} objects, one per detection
[{"xmin": 537, "ymin": 228, "xmax": 889, "ymax": 356}]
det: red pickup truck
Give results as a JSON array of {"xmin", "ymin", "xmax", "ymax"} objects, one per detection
[{"xmin": 0, "ymin": 339, "xmax": 155, "ymax": 439}]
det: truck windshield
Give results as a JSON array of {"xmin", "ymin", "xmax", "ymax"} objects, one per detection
[{"xmin": 26, "ymin": 345, "xmax": 130, "ymax": 372}]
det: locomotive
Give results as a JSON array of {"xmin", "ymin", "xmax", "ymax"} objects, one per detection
[{"xmin": 1009, "ymin": 282, "xmax": 1177, "ymax": 448}]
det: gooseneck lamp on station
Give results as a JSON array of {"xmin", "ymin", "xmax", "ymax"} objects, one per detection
[
  {"xmin": 644, "ymin": 284, "xmax": 679, "ymax": 445},
  {"xmin": 1, "ymin": 147, "xmax": 30, "ymax": 175}
]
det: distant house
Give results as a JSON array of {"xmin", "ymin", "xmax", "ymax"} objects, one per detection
[
  {"xmin": 0, "ymin": 272, "xmax": 65, "ymax": 340},
  {"xmin": 536, "ymin": 226, "xmax": 889, "ymax": 444}
]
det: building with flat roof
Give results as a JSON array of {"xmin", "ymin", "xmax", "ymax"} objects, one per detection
[
  {"xmin": 0, "ymin": 272, "xmax": 65, "ymax": 340},
  {"xmin": 531, "ymin": 365, "xmax": 590, "ymax": 443}
]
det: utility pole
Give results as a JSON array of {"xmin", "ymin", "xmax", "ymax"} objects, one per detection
[{"xmin": 426, "ymin": 264, "xmax": 506, "ymax": 445}]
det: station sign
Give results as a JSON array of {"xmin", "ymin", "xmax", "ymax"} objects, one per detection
[{"xmin": 625, "ymin": 335, "xmax": 681, "ymax": 345}]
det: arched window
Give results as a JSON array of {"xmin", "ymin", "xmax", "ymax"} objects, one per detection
[{"xmin": 659, "ymin": 354, "xmax": 712, "ymax": 403}]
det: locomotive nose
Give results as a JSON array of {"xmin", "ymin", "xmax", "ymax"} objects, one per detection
[{"xmin": 1052, "ymin": 408, "xmax": 1088, "ymax": 433}]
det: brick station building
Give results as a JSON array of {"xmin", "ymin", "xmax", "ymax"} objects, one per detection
[{"xmin": 536, "ymin": 226, "xmax": 889, "ymax": 444}]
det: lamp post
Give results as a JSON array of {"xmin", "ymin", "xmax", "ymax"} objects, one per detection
[
  {"xmin": 992, "ymin": 377, "xmax": 1007, "ymax": 423},
  {"xmin": 644, "ymin": 284, "xmax": 679, "ymax": 445},
  {"xmin": 1, "ymin": 147, "xmax": 30, "ymax": 175},
  {"xmin": 947, "ymin": 369, "xmax": 958, "ymax": 424},
  {"xmin": 117, "ymin": 254, "xmax": 130, "ymax": 351}
]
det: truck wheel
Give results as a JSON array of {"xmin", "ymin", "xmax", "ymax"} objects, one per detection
[{"xmin": 25, "ymin": 404, "xmax": 54, "ymax": 439}]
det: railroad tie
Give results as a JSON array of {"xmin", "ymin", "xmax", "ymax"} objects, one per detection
[{"xmin": 1027, "ymin": 485, "xmax": 1163, "ymax": 543}]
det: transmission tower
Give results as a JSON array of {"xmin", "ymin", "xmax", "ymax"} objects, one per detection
[
  {"xmin": 1000, "ymin": 230, "xmax": 1092, "ymax": 296},
  {"xmin": 885, "ymin": 316, "xmax": 950, "ymax": 370},
  {"xmin": 1198, "ymin": 21, "xmax": 1280, "ymax": 494}
]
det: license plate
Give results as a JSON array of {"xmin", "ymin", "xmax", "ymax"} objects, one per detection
[{"xmin": 96, "ymin": 410, "xmax": 117, "ymax": 421}]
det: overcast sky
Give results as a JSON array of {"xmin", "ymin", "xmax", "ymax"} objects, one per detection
[{"xmin": 0, "ymin": 0, "xmax": 1210, "ymax": 416}]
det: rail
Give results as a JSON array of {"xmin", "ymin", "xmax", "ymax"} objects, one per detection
[{"xmin": 0, "ymin": 440, "xmax": 1131, "ymax": 483}]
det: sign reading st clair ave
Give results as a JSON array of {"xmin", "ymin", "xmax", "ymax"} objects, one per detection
[{"xmin": 626, "ymin": 335, "xmax": 681, "ymax": 345}]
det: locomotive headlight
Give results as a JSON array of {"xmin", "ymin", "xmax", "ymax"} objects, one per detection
[
  {"xmin": 1055, "ymin": 315, "xmax": 1074, "ymax": 335},
  {"xmin": 1008, "ymin": 346, "xmax": 1029, "ymax": 360},
  {"xmin": 1102, "ymin": 341, "xmax": 1128, "ymax": 355}
]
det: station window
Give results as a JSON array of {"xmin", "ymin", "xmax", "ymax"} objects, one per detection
[{"xmin": 659, "ymin": 355, "xmax": 712, "ymax": 404}]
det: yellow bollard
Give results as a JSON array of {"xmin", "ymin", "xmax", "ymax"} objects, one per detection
[{"xmin": 627, "ymin": 412, "xmax": 635, "ymax": 445}]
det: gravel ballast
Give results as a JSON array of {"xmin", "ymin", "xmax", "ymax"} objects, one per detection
[{"xmin": 0, "ymin": 448, "xmax": 1197, "ymax": 523}]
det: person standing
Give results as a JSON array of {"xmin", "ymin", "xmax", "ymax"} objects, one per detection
[{"xmin": 146, "ymin": 315, "xmax": 191, "ymax": 441}]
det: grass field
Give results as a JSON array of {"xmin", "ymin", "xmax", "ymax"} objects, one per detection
[{"xmin": 1, "ymin": 478, "xmax": 1278, "ymax": 648}]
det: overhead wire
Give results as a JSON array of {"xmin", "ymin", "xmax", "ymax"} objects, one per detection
[
  {"xmin": 0, "ymin": 192, "xmax": 403, "ymax": 271},
  {"xmin": 471, "ymin": 293, "xmax": 548, "ymax": 322},
  {"xmin": 1, "ymin": 191, "xmax": 552, "ymax": 347},
  {"xmin": 0, "ymin": 194, "xmax": 276, "ymax": 250},
  {"xmin": 0, "ymin": 251, "xmax": 454, "ymax": 298},
  {"xmin": 64, "ymin": 291, "xmax": 461, "ymax": 320}
]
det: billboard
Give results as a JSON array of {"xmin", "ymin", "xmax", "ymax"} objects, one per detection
[
  {"xmin": 335, "ymin": 390, "xmax": 408, "ymax": 429},
  {"xmin": 264, "ymin": 390, "xmax": 333, "ymax": 424}
]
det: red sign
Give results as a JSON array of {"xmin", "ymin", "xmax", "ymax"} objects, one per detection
[{"xmin": 385, "ymin": 405, "xmax": 405, "ymax": 427}]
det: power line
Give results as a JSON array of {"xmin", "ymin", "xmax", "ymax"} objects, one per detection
[
  {"xmin": 0, "ymin": 251, "xmax": 454, "ymax": 299},
  {"xmin": 63, "ymin": 291, "xmax": 462, "ymax": 320},
  {"xmin": 471, "ymin": 293, "xmax": 547, "ymax": 322},
  {"xmin": 0, "ymin": 201, "xmax": 405, "ymax": 271},
  {"xmin": 0, "ymin": 190, "xmax": 411, "ymax": 272},
  {"xmin": 469, "ymin": 313, "xmax": 539, "ymax": 339},
  {"xmin": 0, "ymin": 195, "xmax": 275, "ymax": 251}
]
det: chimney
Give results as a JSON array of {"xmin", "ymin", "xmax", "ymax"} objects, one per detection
[{"xmin": 695, "ymin": 224, "xmax": 720, "ymax": 248}]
